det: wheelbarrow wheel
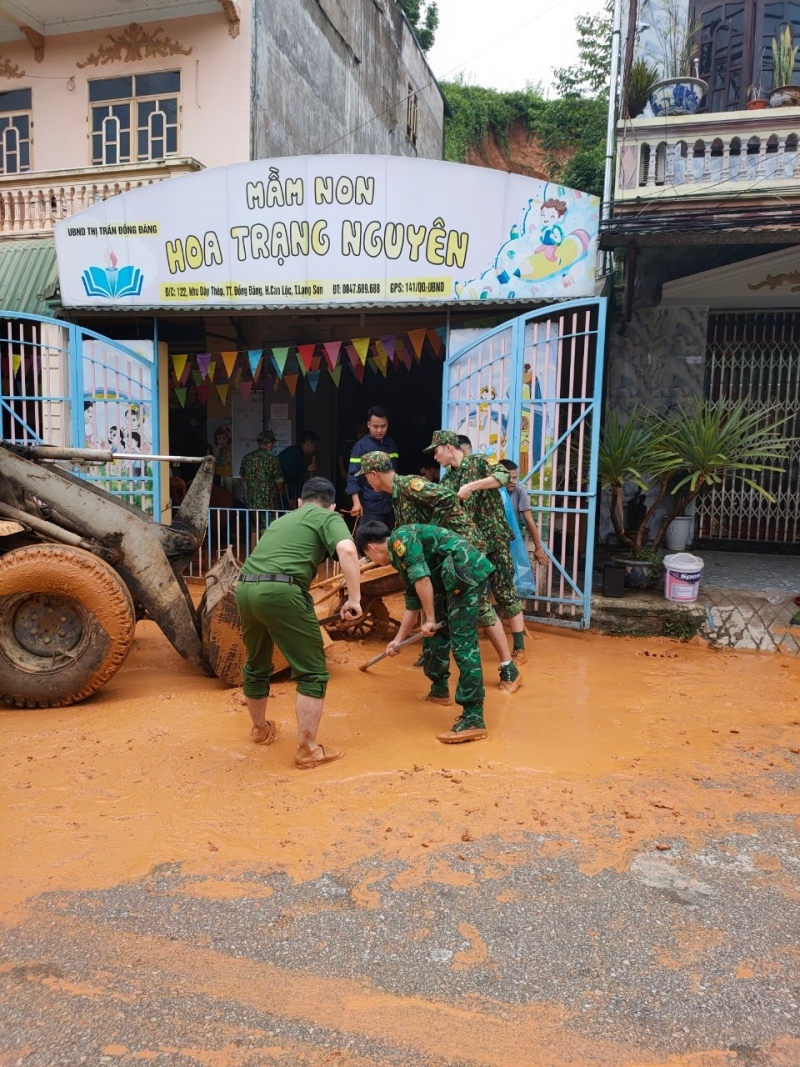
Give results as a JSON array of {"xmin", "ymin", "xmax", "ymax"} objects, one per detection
[
  {"xmin": 0, "ymin": 543, "xmax": 136, "ymax": 708},
  {"xmin": 331, "ymin": 598, "xmax": 391, "ymax": 642}
]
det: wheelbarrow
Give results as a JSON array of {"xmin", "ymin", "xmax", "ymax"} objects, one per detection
[{"xmin": 311, "ymin": 563, "xmax": 403, "ymax": 642}]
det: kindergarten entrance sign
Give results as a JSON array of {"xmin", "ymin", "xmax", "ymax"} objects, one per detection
[{"xmin": 55, "ymin": 156, "xmax": 599, "ymax": 309}]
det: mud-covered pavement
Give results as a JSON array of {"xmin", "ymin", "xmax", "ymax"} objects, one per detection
[{"xmin": 2, "ymin": 614, "xmax": 800, "ymax": 1067}]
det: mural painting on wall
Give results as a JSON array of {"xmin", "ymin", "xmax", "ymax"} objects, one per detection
[{"xmin": 82, "ymin": 339, "xmax": 155, "ymax": 513}]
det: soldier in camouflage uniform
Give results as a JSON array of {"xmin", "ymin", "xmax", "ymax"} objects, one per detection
[
  {"xmin": 357, "ymin": 520, "xmax": 492, "ymax": 743},
  {"xmin": 359, "ymin": 451, "xmax": 520, "ymax": 693},
  {"xmin": 240, "ymin": 429, "xmax": 285, "ymax": 511},
  {"xmin": 426, "ymin": 429, "xmax": 528, "ymax": 671}
]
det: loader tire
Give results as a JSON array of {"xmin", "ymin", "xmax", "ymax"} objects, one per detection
[{"xmin": 0, "ymin": 544, "xmax": 136, "ymax": 709}]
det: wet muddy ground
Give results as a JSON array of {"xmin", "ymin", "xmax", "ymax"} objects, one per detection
[{"xmin": 2, "ymin": 612, "xmax": 799, "ymax": 1066}]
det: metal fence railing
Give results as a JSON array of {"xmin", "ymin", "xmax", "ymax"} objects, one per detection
[{"xmin": 184, "ymin": 507, "xmax": 287, "ymax": 578}]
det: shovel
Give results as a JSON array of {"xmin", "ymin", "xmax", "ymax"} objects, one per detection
[{"xmin": 358, "ymin": 627, "xmax": 441, "ymax": 672}]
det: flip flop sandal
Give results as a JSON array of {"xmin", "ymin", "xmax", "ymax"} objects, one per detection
[
  {"xmin": 295, "ymin": 745, "xmax": 344, "ymax": 770},
  {"xmin": 251, "ymin": 720, "xmax": 277, "ymax": 746}
]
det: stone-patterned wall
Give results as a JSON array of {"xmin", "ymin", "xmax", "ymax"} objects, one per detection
[{"xmin": 605, "ymin": 305, "xmax": 707, "ymax": 419}]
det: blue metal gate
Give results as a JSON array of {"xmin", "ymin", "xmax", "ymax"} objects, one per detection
[
  {"xmin": 443, "ymin": 298, "xmax": 606, "ymax": 628},
  {"xmin": 0, "ymin": 311, "xmax": 159, "ymax": 514}
]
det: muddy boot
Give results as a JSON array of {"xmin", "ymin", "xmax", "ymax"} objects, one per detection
[
  {"xmin": 426, "ymin": 683, "xmax": 452, "ymax": 706},
  {"xmin": 412, "ymin": 651, "xmax": 426, "ymax": 668},
  {"xmin": 437, "ymin": 708, "xmax": 487, "ymax": 744},
  {"xmin": 498, "ymin": 661, "xmax": 521, "ymax": 694}
]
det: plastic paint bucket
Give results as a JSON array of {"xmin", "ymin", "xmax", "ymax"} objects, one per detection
[{"xmin": 663, "ymin": 552, "xmax": 704, "ymax": 603}]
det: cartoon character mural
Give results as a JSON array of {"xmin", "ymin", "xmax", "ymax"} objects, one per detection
[{"xmin": 454, "ymin": 183, "xmax": 598, "ymax": 302}]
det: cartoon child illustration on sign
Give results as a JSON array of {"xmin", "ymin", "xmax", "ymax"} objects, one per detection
[{"xmin": 537, "ymin": 198, "xmax": 567, "ymax": 262}]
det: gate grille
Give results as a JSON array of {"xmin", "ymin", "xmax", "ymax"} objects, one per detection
[{"xmin": 701, "ymin": 310, "xmax": 800, "ymax": 543}]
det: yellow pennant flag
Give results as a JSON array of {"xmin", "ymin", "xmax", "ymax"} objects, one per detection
[
  {"xmin": 220, "ymin": 350, "xmax": 238, "ymax": 379},
  {"xmin": 373, "ymin": 345, "xmax": 389, "ymax": 377},
  {"xmin": 216, "ymin": 383, "xmax": 229, "ymax": 406},
  {"xmin": 351, "ymin": 337, "xmax": 371, "ymax": 365},
  {"xmin": 171, "ymin": 353, "xmax": 188, "ymax": 383},
  {"xmin": 12, "ymin": 353, "xmax": 22, "ymax": 376}
]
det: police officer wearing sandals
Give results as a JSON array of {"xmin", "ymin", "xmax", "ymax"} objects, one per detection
[
  {"xmin": 235, "ymin": 477, "xmax": 362, "ymax": 769},
  {"xmin": 357, "ymin": 520, "xmax": 493, "ymax": 744}
]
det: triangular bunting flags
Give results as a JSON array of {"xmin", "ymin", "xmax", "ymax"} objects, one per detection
[
  {"xmin": 220, "ymin": 350, "xmax": 238, "ymax": 379},
  {"xmin": 435, "ymin": 325, "xmax": 447, "ymax": 344},
  {"xmin": 297, "ymin": 344, "xmax": 316, "ymax": 374},
  {"xmin": 240, "ymin": 379, "xmax": 253, "ymax": 400},
  {"xmin": 179, "ymin": 359, "xmax": 192, "ymax": 386},
  {"xmin": 174, "ymin": 387, "xmax": 188, "ymax": 408},
  {"xmin": 407, "ymin": 329, "xmax": 426, "ymax": 361},
  {"xmin": 196, "ymin": 353, "xmax": 211, "ymax": 379},
  {"xmin": 379, "ymin": 335, "xmax": 396, "ymax": 362},
  {"xmin": 351, "ymin": 337, "xmax": 370, "ymax": 365},
  {"xmin": 427, "ymin": 329, "xmax": 443, "ymax": 357},
  {"xmin": 396, "ymin": 344, "xmax": 413, "ymax": 371},
  {"xmin": 248, "ymin": 349, "xmax": 263, "ymax": 380},
  {"xmin": 206, "ymin": 359, "xmax": 216, "ymax": 381},
  {"xmin": 373, "ymin": 347, "xmax": 389, "ymax": 377},
  {"xmin": 171, "ymin": 353, "xmax": 188, "ymax": 383},
  {"xmin": 12, "ymin": 353, "xmax": 21, "ymax": 376},
  {"xmin": 367, "ymin": 356, "xmax": 379, "ymax": 376},
  {"xmin": 191, "ymin": 369, "xmax": 203, "ymax": 386},
  {"xmin": 284, "ymin": 373, "xmax": 299, "ymax": 396},
  {"xmin": 271, "ymin": 346, "xmax": 289, "ymax": 378},
  {"xmin": 311, "ymin": 355, "xmax": 322, "ymax": 372},
  {"xmin": 196, "ymin": 384, "xmax": 209, "ymax": 405},
  {"xmin": 346, "ymin": 346, "xmax": 365, "ymax": 383},
  {"xmin": 307, "ymin": 369, "xmax": 321, "ymax": 393},
  {"xmin": 322, "ymin": 341, "xmax": 341, "ymax": 371},
  {"xmin": 216, "ymin": 383, "xmax": 229, "ymax": 406},
  {"xmin": 328, "ymin": 365, "xmax": 342, "ymax": 387}
]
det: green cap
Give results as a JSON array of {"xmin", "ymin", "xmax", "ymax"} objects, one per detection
[
  {"xmin": 257, "ymin": 429, "xmax": 276, "ymax": 444},
  {"xmin": 360, "ymin": 450, "xmax": 394, "ymax": 474},
  {"xmin": 423, "ymin": 429, "xmax": 459, "ymax": 452}
]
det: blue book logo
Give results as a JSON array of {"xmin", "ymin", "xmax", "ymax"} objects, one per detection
[{"xmin": 81, "ymin": 263, "xmax": 144, "ymax": 299}]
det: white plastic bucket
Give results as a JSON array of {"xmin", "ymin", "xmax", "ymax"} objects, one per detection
[{"xmin": 663, "ymin": 552, "xmax": 704, "ymax": 603}]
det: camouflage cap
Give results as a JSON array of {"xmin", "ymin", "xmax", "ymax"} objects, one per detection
[
  {"xmin": 423, "ymin": 429, "xmax": 459, "ymax": 452},
  {"xmin": 257, "ymin": 429, "xmax": 276, "ymax": 444},
  {"xmin": 360, "ymin": 450, "xmax": 394, "ymax": 475}
]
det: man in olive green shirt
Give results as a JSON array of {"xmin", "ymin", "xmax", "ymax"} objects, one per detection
[{"xmin": 235, "ymin": 477, "xmax": 361, "ymax": 769}]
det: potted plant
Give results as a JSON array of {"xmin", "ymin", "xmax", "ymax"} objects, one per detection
[
  {"xmin": 626, "ymin": 58, "xmax": 661, "ymax": 118},
  {"xmin": 599, "ymin": 408, "xmax": 673, "ymax": 589},
  {"xmin": 648, "ymin": 0, "xmax": 707, "ymax": 116},
  {"xmin": 600, "ymin": 400, "xmax": 792, "ymax": 587},
  {"xmin": 746, "ymin": 83, "xmax": 768, "ymax": 110},
  {"xmin": 769, "ymin": 23, "xmax": 800, "ymax": 107}
]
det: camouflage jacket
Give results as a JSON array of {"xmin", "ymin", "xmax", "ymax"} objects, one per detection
[
  {"xmin": 441, "ymin": 453, "xmax": 514, "ymax": 545},
  {"xmin": 391, "ymin": 474, "xmax": 484, "ymax": 551},
  {"xmin": 388, "ymin": 523, "xmax": 494, "ymax": 612},
  {"xmin": 240, "ymin": 448, "xmax": 284, "ymax": 509}
]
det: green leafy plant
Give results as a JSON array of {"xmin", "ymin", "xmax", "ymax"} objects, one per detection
[
  {"xmin": 626, "ymin": 58, "xmax": 661, "ymax": 117},
  {"xmin": 395, "ymin": 0, "xmax": 439, "ymax": 53},
  {"xmin": 772, "ymin": 23, "xmax": 798, "ymax": 87},
  {"xmin": 600, "ymin": 400, "xmax": 793, "ymax": 557}
]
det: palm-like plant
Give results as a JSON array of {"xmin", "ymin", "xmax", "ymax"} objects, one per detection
[
  {"xmin": 599, "ymin": 408, "xmax": 673, "ymax": 557},
  {"xmin": 600, "ymin": 400, "xmax": 792, "ymax": 556},
  {"xmin": 649, "ymin": 399, "xmax": 792, "ymax": 549}
]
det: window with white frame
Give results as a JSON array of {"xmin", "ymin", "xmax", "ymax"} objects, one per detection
[
  {"xmin": 0, "ymin": 87, "xmax": 32, "ymax": 174},
  {"xmin": 89, "ymin": 71, "xmax": 180, "ymax": 166}
]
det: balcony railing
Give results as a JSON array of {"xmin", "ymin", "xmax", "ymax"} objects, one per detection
[
  {"xmin": 0, "ymin": 157, "xmax": 204, "ymax": 235},
  {"xmin": 614, "ymin": 108, "xmax": 800, "ymax": 207}
]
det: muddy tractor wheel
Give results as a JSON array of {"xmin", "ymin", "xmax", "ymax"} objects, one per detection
[{"xmin": 0, "ymin": 544, "xmax": 136, "ymax": 709}]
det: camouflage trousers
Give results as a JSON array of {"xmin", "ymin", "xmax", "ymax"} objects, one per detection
[
  {"xmin": 423, "ymin": 581, "xmax": 485, "ymax": 727},
  {"xmin": 487, "ymin": 540, "xmax": 523, "ymax": 619}
]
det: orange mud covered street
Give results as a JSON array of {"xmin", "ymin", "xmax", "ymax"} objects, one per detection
[{"xmin": 2, "ymin": 611, "xmax": 800, "ymax": 1067}]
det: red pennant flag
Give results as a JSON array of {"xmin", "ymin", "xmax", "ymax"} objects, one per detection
[
  {"xmin": 322, "ymin": 340, "xmax": 341, "ymax": 371},
  {"xmin": 196, "ymin": 384, "xmax": 209, "ymax": 405},
  {"xmin": 346, "ymin": 345, "xmax": 365, "ymax": 383},
  {"xmin": 240, "ymin": 379, "xmax": 253, "ymax": 400},
  {"xmin": 297, "ymin": 344, "xmax": 316, "ymax": 374}
]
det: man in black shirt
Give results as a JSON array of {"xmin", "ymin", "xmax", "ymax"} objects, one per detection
[{"xmin": 345, "ymin": 406, "xmax": 399, "ymax": 525}]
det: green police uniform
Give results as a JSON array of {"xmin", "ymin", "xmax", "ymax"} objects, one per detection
[
  {"xmin": 235, "ymin": 505, "xmax": 351, "ymax": 700},
  {"xmin": 389, "ymin": 524, "xmax": 493, "ymax": 733},
  {"xmin": 441, "ymin": 452, "xmax": 523, "ymax": 620}
]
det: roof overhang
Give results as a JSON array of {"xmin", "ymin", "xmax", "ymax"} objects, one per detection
[
  {"xmin": 661, "ymin": 246, "xmax": 800, "ymax": 307},
  {"xmin": 0, "ymin": 1, "xmax": 222, "ymax": 45}
]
